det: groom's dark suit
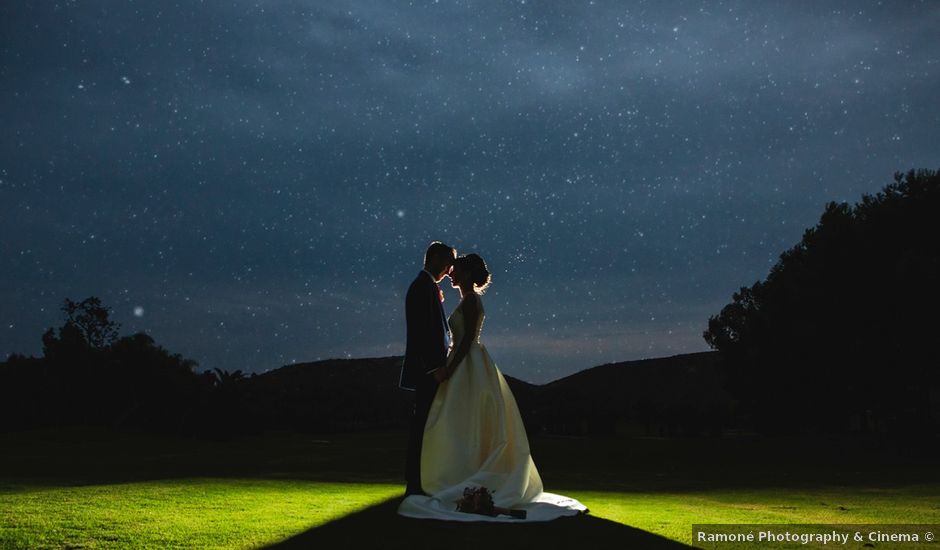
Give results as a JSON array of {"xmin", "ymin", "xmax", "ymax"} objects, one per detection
[{"xmin": 400, "ymin": 269, "xmax": 450, "ymax": 495}]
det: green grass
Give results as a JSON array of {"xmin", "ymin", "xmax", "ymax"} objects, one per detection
[
  {"xmin": 0, "ymin": 478, "xmax": 401, "ymax": 549},
  {"xmin": 576, "ymin": 485, "xmax": 940, "ymax": 547},
  {"xmin": 2, "ymin": 427, "xmax": 939, "ymax": 549}
]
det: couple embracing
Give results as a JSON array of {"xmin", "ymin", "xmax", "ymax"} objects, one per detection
[{"xmin": 397, "ymin": 242, "xmax": 587, "ymax": 522}]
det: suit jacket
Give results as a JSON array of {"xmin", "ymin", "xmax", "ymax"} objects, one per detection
[{"xmin": 399, "ymin": 270, "xmax": 450, "ymax": 390}]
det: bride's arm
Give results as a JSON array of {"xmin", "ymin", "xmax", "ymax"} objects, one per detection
[{"xmin": 439, "ymin": 295, "xmax": 480, "ymax": 380}]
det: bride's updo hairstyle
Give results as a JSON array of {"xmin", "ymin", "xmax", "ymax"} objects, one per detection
[{"xmin": 454, "ymin": 253, "xmax": 492, "ymax": 294}]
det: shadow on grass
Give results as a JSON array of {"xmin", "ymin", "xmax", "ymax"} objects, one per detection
[{"xmin": 262, "ymin": 495, "xmax": 694, "ymax": 550}]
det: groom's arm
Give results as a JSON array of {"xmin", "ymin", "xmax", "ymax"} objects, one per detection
[
  {"xmin": 424, "ymin": 279, "xmax": 447, "ymax": 375},
  {"xmin": 412, "ymin": 276, "xmax": 446, "ymax": 376},
  {"xmin": 405, "ymin": 279, "xmax": 438, "ymax": 376}
]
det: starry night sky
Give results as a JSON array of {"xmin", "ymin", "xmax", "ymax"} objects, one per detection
[{"xmin": 2, "ymin": 1, "xmax": 937, "ymax": 383}]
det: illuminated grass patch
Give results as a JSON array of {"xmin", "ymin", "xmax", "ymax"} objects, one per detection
[{"xmin": 0, "ymin": 479, "xmax": 400, "ymax": 549}]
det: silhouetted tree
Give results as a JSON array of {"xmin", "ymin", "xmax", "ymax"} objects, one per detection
[
  {"xmin": 2, "ymin": 296, "xmax": 205, "ymax": 434},
  {"xmin": 42, "ymin": 297, "xmax": 120, "ymax": 357},
  {"xmin": 704, "ymin": 168, "xmax": 940, "ymax": 435},
  {"xmin": 105, "ymin": 331, "xmax": 202, "ymax": 430}
]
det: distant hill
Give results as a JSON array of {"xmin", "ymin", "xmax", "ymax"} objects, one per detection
[
  {"xmin": 530, "ymin": 351, "xmax": 732, "ymax": 436},
  {"xmin": 233, "ymin": 351, "xmax": 730, "ymax": 436}
]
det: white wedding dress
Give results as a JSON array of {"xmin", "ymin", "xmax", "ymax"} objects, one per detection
[{"xmin": 397, "ymin": 294, "xmax": 588, "ymax": 522}]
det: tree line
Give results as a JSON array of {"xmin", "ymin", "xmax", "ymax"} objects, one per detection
[
  {"xmin": 1, "ymin": 297, "xmax": 248, "ymax": 436},
  {"xmin": 704, "ymin": 168, "xmax": 940, "ymax": 435}
]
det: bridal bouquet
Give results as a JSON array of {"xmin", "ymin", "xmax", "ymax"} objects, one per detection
[{"xmin": 455, "ymin": 486, "xmax": 527, "ymax": 519}]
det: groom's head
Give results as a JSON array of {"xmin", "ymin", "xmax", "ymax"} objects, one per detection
[{"xmin": 424, "ymin": 241, "xmax": 457, "ymax": 282}]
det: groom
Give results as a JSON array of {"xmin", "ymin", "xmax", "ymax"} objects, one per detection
[{"xmin": 400, "ymin": 241, "xmax": 456, "ymax": 496}]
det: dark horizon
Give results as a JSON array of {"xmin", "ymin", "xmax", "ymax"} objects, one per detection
[
  {"xmin": 2, "ymin": 1, "xmax": 938, "ymax": 383},
  {"xmin": 250, "ymin": 348, "xmax": 720, "ymax": 386}
]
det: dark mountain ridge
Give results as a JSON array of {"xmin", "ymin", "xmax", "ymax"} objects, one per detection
[{"xmin": 234, "ymin": 351, "xmax": 730, "ymax": 436}]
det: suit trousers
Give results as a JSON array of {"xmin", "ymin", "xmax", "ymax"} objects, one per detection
[{"xmin": 405, "ymin": 372, "xmax": 440, "ymax": 494}]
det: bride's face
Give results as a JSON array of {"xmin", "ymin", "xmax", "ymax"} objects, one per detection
[{"xmin": 449, "ymin": 264, "xmax": 465, "ymax": 288}]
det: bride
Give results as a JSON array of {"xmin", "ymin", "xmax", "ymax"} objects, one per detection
[{"xmin": 397, "ymin": 253, "xmax": 587, "ymax": 522}]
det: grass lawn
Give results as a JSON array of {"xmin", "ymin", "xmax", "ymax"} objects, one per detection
[
  {"xmin": 2, "ymin": 427, "xmax": 939, "ymax": 549},
  {"xmin": 1, "ymin": 478, "xmax": 401, "ymax": 549}
]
